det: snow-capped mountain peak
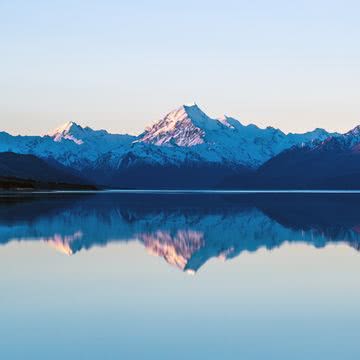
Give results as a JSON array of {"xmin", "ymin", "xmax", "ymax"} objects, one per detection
[
  {"xmin": 139, "ymin": 104, "xmax": 217, "ymax": 146},
  {"xmin": 49, "ymin": 121, "xmax": 86, "ymax": 145}
]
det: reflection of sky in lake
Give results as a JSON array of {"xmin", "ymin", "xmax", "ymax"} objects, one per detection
[{"xmin": 1, "ymin": 193, "xmax": 360, "ymax": 359}]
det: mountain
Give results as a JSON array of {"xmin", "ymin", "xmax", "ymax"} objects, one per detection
[
  {"xmin": 136, "ymin": 104, "xmax": 334, "ymax": 167},
  {"xmin": 108, "ymin": 104, "xmax": 337, "ymax": 187},
  {"xmin": 0, "ymin": 103, "xmax": 345, "ymax": 188},
  {"xmin": 49, "ymin": 121, "xmax": 135, "ymax": 148},
  {"xmin": 0, "ymin": 122, "xmax": 135, "ymax": 169},
  {"xmin": 50, "ymin": 121, "xmax": 88, "ymax": 144},
  {"xmin": 0, "ymin": 152, "xmax": 95, "ymax": 190},
  {"xmin": 260, "ymin": 127, "xmax": 360, "ymax": 189},
  {"xmin": 221, "ymin": 125, "xmax": 360, "ymax": 189},
  {"xmin": 138, "ymin": 105, "xmax": 209, "ymax": 146}
]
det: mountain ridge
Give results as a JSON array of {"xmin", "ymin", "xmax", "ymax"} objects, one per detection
[{"xmin": 2, "ymin": 103, "xmax": 360, "ymax": 188}]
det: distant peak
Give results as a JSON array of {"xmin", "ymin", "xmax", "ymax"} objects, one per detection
[
  {"xmin": 183, "ymin": 102, "xmax": 206, "ymax": 113},
  {"xmin": 139, "ymin": 104, "xmax": 217, "ymax": 147},
  {"xmin": 183, "ymin": 101, "xmax": 198, "ymax": 107},
  {"xmin": 166, "ymin": 103, "xmax": 207, "ymax": 121},
  {"xmin": 149, "ymin": 103, "xmax": 209, "ymax": 129},
  {"xmin": 49, "ymin": 121, "xmax": 85, "ymax": 144},
  {"xmin": 307, "ymin": 127, "xmax": 328, "ymax": 135},
  {"xmin": 50, "ymin": 120, "xmax": 81, "ymax": 134},
  {"xmin": 346, "ymin": 124, "xmax": 360, "ymax": 136},
  {"xmin": 65, "ymin": 120, "xmax": 76, "ymax": 127},
  {"xmin": 182, "ymin": 102, "xmax": 201, "ymax": 111}
]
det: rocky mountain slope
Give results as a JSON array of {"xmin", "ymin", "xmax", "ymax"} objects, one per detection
[{"xmin": 0, "ymin": 152, "xmax": 95, "ymax": 190}]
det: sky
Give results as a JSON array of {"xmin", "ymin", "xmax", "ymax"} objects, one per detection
[{"xmin": 1, "ymin": 0, "xmax": 360, "ymax": 136}]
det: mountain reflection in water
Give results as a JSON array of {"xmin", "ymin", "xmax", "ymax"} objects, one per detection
[{"xmin": 1, "ymin": 192, "xmax": 360, "ymax": 273}]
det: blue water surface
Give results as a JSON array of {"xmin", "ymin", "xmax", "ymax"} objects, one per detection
[{"xmin": 0, "ymin": 192, "xmax": 359, "ymax": 359}]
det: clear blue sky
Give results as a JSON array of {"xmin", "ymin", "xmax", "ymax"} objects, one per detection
[{"xmin": 1, "ymin": 0, "xmax": 360, "ymax": 135}]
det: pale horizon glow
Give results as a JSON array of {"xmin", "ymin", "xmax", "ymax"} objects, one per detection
[{"xmin": 1, "ymin": 0, "xmax": 360, "ymax": 136}]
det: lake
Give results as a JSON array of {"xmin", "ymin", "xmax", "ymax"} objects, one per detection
[{"xmin": 1, "ymin": 191, "xmax": 360, "ymax": 359}]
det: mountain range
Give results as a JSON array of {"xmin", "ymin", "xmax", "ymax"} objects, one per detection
[{"xmin": 1, "ymin": 103, "xmax": 360, "ymax": 189}]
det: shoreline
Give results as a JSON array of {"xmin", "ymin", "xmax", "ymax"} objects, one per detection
[{"xmin": 2, "ymin": 189, "xmax": 360, "ymax": 195}]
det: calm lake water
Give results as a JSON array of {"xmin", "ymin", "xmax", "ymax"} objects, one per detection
[{"xmin": 1, "ymin": 192, "xmax": 360, "ymax": 359}]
